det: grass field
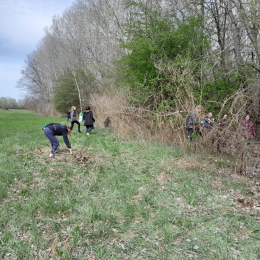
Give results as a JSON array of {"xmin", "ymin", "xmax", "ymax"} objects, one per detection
[{"xmin": 0, "ymin": 109, "xmax": 260, "ymax": 259}]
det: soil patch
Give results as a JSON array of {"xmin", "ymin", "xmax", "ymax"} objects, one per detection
[{"xmin": 34, "ymin": 147, "xmax": 92, "ymax": 164}]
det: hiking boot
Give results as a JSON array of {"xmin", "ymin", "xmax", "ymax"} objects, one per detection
[
  {"xmin": 78, "ymin": 131, "xmax": 82, "ymax": 133},
  {"xmin": 48, "ymin": 153, "xmax": 54, "ymax": 158},
  {"xmin": 87, "ymin": 133, "xmax": 90, "ymax": 135}
]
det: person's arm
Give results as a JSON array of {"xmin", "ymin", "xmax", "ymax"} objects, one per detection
[
  {"xmin": 251, "ymin": 122, "xmax": 256, "ymax": 135},
  {"xmin": 62, "ymin": 132, "xmax": 71, "ymax": 149},
  {"xmin": 208, "ymin": 119, "xmax": 214, "ymax": 127},
  {"xmin": 193, "ymin": 114, "xmax": 200, "ymax": 125},
  {"xmin": 91, "ymin": 112, "xmax": 95, "ymax": 122}
]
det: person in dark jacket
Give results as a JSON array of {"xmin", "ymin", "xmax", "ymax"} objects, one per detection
[
  {"xmin": 70, "ymin": 106, "xmax": 82, "ymax": 133},
  {"xmin": 67, "ymin": 110, "xmax": 71, "ymax": 121},
  {"xmin": 186, "ymin": 105, "xmax": 204, "ymax": 141},
  {"xmin": 83, "ymin": 106, "xmax": 95, "ymax": 135},
  {"xmin": 104, "ymin": 117, "xmax": 111, "ymax": 128},
  {"xmin": 44, "ymin": 123, "xmax": 72, "ymax": 158}
]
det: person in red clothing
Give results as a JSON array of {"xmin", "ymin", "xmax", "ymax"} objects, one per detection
[{"xmin": 241, "ymin": 115, "xmax": 256, "ymax": 139}]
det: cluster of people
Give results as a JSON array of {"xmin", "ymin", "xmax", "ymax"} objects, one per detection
[
  {"xmin": 44, "ymin": 106, "xmax": 95, "ymax": 158},
  {"xmin": 186, "ymin": 105, "xmax": 256, "ymax": 141},
  {"xmin": 43, "ymin": 104, "xmax": 257, "ymax": 157}
]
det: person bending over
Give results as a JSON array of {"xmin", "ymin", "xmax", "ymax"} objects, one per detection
[
  {"xmin": 44, "ymin": 123, "xmax": 72, "ymax": 158},
  {"xmin": 70, "ymin": 106, "xmax": 82, "ymax": 133}
]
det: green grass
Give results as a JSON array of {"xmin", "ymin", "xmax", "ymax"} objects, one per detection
[{"xmin": 0, "ymin": 109, "xmax": 260, "ymax": 259}]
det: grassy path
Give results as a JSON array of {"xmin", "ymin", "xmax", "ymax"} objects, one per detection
[{"xmin": 0, "ymin": 110, "xmax": 260, "ymax": 259}]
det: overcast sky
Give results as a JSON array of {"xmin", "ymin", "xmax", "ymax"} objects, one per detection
[{"xmin": 0, "ymin": 0, "xmax": 75, "ymax": 100}]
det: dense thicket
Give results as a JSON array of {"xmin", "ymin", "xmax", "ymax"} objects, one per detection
[{"xmin": 17, "ymin": 0, "xmax": 260, "ymax": 117}]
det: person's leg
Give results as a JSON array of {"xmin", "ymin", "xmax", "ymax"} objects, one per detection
[
  {"xmin": 89, "ymin": 126, "xmax": 94, "ymax": 133},
  {"xmin": 44, "ymin": 128, "xmax": 59, "ymax": 155},
  {"xmin": 86, "ymin": 126, "xmax": 93, "ymax": 134},
  {"xmin": 71, "ymin": 121, "xmax": 75, "ymax": 130},
  {"xmin": 44, "ymin": 127, "xmax": 52, "ymax": 149},
  {"xmin": 75, "ymin": 120, "xmax": 81, "ymax": 132},
  {"xmin": 77, "ymin": 121, "xmax": 81, "ymax": 132},
  {"xmin": 195, "ymin": 127, "xmax": 202, "ymax": 137},
  {"xmin": 51, "ymin": 137, "xmax": 59, "ymax": 153},
  {"xmin": 187, "ymin": 127, "xmax": 194, "ymax": 141}
]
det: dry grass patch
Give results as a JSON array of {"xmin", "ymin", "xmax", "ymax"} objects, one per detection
[
  {"xmin": 173, "ymin": 157, "xmax": 202, "ymax": 169},
  {"xmin": 34, "ymin": 147, "xmax": 92, "ymax": 164}
]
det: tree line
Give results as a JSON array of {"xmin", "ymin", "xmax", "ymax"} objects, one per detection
[
  {"xmin": 0, "ymin": 97, "xmax": 24, "ymax": 110},
  {"xmin": 17, "ymin": 0, "xmax": 260, "ymax": 117}
]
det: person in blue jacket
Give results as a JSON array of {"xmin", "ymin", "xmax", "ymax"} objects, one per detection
[
  {"xmin": 44, "ymin": 123, "xmax": 72, "ymax": 158},
  {"xmin": 67, "ymin": 110, "xmax": 71, "ymax": 121},
  {"xmin": 83, "ymin": 106, "xmax": 95, "ymax": 135}
]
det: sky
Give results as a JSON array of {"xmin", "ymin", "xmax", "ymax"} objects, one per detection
[{"xmin": 0, "ymin": 0, "xmax": 75, "ymax": 100}]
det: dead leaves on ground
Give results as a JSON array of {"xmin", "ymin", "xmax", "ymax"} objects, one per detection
[{"xmin": 34, "ymin": 147, "xmax": 92, "ymax": 164}]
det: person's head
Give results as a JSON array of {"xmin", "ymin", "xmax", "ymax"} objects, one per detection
[
  {"xmin": 86, "ymin": 106, "xmax": 90, "ymax": 110},
  {"xmin": 222, "ymin": 114, "xmax": 228, "ymax": 120},
  {"xmin": 207, "ymin": 112, "xmax": 213, "ymax": 118},
  {"xmin": 67, "ymin": 126, "xmax": 73, "ymax": 136},
  {"xmin": 71, "ymin": 106, "xmax": 76, "ymax": 110},
  {"xmin": 195, "ymin": 105, "xmax": 204, "ymax": 114},
  {"xmin": 245, "ymin": 115, "xmax": 250, "ymax": 121}
]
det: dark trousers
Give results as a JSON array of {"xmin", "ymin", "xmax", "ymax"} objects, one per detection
[
  {"xmin": 86, "ymin": 125, "xmax": 94, "ymax": 133},
  {"xmin": 71, "ymin": 120, "xmax": 81, "ymax": 132},
  {"xmin": 187, "ymin": 127, "xmax": 201, "ymax": 141},
  {"xmin": 187, "ymin": 127, "xmax": 194, "ymax": 141},
  {"xmin": 44, "ymin": 127, "xmax": 59, "ymax": 154},
  {"xmin": 67, "ymin": 116, "xmax": 70, "ymax": 121}
]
